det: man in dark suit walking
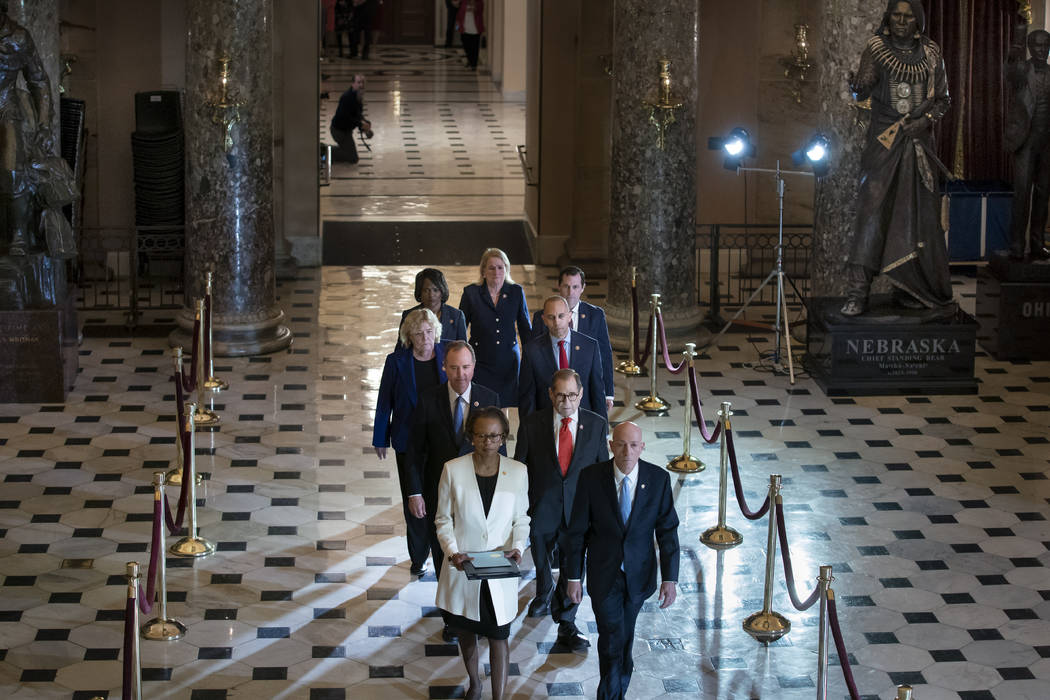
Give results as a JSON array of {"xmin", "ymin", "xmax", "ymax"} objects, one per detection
[
  {"xmin": 518, "ymin": 295, "xmax": 606, "ymax": 419},
  {"xmin": 531, "ymin": 267, "xmax": 615, "ymax": 411},
  {"xmin": 565, "ymin": 421, "xmax": 680, "ymax": 700},
  {"xmin": 406, "ymin": 340, "xmax": 500, "ymax": 641},
  {"xmin": 513, "ymin": 369, "xmax": 608, "ymax": 651}
]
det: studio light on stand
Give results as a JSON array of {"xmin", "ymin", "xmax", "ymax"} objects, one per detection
[{"xmin": 704, "ymin": 129, "xmax": 832, "ymax": 384}]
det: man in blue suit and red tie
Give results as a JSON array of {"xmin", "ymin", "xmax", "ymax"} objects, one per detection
[
  {"xmin": 532, "ymin": 266, "xmax": 615, "ymax": 412},
  {"xmin": 518, "ymin": 295, "xmax": 607, "ymax": 419},
  {"xmin": 565, "ymin": 421, "xmax": 680, "ymax": 700}
]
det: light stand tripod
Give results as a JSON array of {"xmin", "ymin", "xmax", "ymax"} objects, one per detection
[{"xmin": 705, "ymin": 161, "xmax": 812, "ymax": 384}]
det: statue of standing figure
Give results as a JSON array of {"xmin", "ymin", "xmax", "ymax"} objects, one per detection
[
  {"xmin": 841, "ymin": 0, "xmax": 956, "ymax": 317},
  {"xmin": 0, "ymin": 0, "xmax": 77, "ymax": 310},
  {"xmin": 1004, "ymin": 25, "xmax": 1050, "ymax": 262}
]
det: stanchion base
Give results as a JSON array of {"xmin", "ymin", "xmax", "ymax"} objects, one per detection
[
  {"xmin": 667, "ymin": 455, "xmax": 705, "ymax": 473},
  {"xmin": 700, "ymin": 524, "xmax": 743, "ymax": 550},
  {"xmin": 202, "ymin": 376, "xmax": 229, "ymax": 392},
  {"xmin": 141, "ymin": 617, "xmax": 187, "ymax": 641},
  {"xmin": 164, "ymin": 467, "xmax": 202, "ymax": 486},
  {"xmin": 616, "ymin": 360, "xmax": 645, "ymax": 376},
  {"xmin": 170, "ymin": 536, "xmax": 215, "ymax": 558},
  {"xmin": 742, "ymin": 609, "xmax": 791, "ymax": 644},
  {"xmin": 192, "ymin": 408, "xmax": 221, "ymax": 428},
  {"xmin": 635, "ymin": 395, "xmax": 670, "ymax": 415}
]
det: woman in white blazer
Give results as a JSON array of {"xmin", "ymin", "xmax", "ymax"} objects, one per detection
[{"xmin": 436, "ymin": 406, "xmax": 530, "ymax": 700}]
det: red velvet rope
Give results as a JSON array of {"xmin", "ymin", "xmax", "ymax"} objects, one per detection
[
  {"xmin": 724, "ymin": 427, "xmax": 771, "ymax": 520},
  {"xmin": 136, "ymin": 495, "xmax": 163, "ymax": 615},
  {"xmin": 655, "ymin": 310, "xmax": 687, "ymax": 375},
  {"xmin": 204, "ymin": 293, "xmax": 212, "ymax": 371},
  {"xmin": 774, "ymin": 502, "xmax": 821, "ymax": 611},
  {"xmin": 180, "ymin": 316, "xmax": 200, "ymax": 393},
  {"xmin": 828, "ymin": 597, "xmax": 862, "ymax": 700},
  {"xmin": 687, "ymin": 366, "xmax": 722, "ymax": 444},
  {"xmin": 630, "ymin": 284, "xmax": 654, "ymax": 366},
  {"xmin": 122, "ymin": 597, "xmax": 135, "ymax": 697}
]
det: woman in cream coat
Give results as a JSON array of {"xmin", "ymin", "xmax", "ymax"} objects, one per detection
[{"xmin": 436, "ymin": 406, "xmax": 529, "ymax": 700}]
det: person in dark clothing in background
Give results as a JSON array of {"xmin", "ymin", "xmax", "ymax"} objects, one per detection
[
  {"xmin": 456, "ymin": 0, "xmax": 484, "ymax": 70},
  {"xmin": 329, "ymin": 73, "xmax": 372, "ymax": 164},
  {"xmin": 445, "ymin": 0, "xmax": 461, "ymax": 48},
  {"xmin": 349, "ymin": 0, "xmax": 378, "ymax": 60}
]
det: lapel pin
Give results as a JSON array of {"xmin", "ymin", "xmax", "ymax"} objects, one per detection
[
  {"xmin": 581, "ymin": 313, "xmax": 586, "ymax": 319},
  {"xmin": 502, "ymin": 294, "xmax": 507, "ymax": 298},
  {"xmin": 575, "ymin": 346, "xmax": 580, "ymax": 351},
  {"xmin": 473, "ymin": 401, "xmax": 479, "ymax": 407},
  {"xmin": 641, "ymin": 484, "xmax": 646, "ymax": 489}
]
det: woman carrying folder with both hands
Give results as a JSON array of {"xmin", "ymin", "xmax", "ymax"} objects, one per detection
[{"xmin": 435, "ymin": 406, "xmax": 530, "ymax": 700}]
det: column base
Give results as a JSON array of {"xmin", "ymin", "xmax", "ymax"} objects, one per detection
[
  {"xmin": 605, "ymin": 303, "xmax": 709, "ymax": 354},
  {"xmin": 169, "ymin": 306, "xmax": 292, "ymax": 357}
]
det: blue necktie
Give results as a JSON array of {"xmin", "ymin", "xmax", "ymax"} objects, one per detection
[
  {"xmin": 619, "ymin": 475, "xmax": 631, "ymax": 525},
  {"xmin": 453, "ymin": 396, "xmax": 465, "ymax": 444}
]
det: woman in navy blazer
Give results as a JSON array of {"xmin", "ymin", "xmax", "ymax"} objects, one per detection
[
  {"xmin": 395, "ymin": 268, "xmax": 467, "ymax": 352},
  {"xmin": 458, "ymin": 248, "xmax": 531, "ymax": 407},
  {"xmin": 373, "ymin": 308, "xmax": 447, "ymax": 577}
]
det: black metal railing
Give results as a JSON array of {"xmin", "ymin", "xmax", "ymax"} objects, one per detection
[
  {"xmin": 75, "ymin": 225, "xmax": 185, "ymax": 326},
  {"xmin": 695, "ymin": 223, "xmax": 812, "ymax": 326}
]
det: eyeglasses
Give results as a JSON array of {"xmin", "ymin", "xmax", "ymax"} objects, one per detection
[
  {"xmin": 553, "ymin": 392, "xmax": 580, "ymax": 401},
  {"xmin": 473, "ymin": 433, "xmax": 506, "ymax": 442}
]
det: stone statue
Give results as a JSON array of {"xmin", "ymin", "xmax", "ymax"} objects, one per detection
[
  {"xmin": 0, "ymin": 0, "xmax": 76, "ymax": 310},
  {"xmin": 841, "ymin": 0, "xmax": 955, "ymax": 317},
  {"xmin": 1004, "ymin": 26, "xmax": 1050, "ymax": 262}
]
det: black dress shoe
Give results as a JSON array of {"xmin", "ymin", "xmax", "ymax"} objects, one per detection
[
  {"xmin": 527, "ymin": 597, "xmax": 550, "ymax": 617},
  {"xmin": 1030, "ymin": 246, "xmax": 1050, "ymax": 260},
  {"xmin": 442, "ymin": 624, "xmax": 458, "ymax": 643},
  {"xmin": 556, "ymin": 627, "xmax": 590, "ymax": 651},
  {"xmin": 410, "ymin": 565, "xmax": 427, "ymax": 578}
]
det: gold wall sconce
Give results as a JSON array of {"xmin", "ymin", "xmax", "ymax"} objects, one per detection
[
  {"xmin": 778, "ymin": 24, "xmax": 813, "ymax": 104},
  {"xmin": 205, "ymin": 56, "xmax": 244, "ymax": 155},
  {"xmin": 642, "ymin": 58, "xmax": 684, "ymax": 151}
]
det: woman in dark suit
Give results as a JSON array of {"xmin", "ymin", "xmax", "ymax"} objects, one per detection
[
  {"xmin": 373, "ymin": 308, "xmax": 447, "ymax": 577},
  {"xmin": 458, "ymin": 248, "xmax": 531, "ymax": 406},
  {"xmin": 396, "ymin": 268, "xmax": 467, "ymax": 351}
]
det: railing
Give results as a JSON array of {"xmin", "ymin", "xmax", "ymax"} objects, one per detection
[
  {"xmin": 75, "ymin": 225, "xmax": 185, "ymax": 326},
  {"xmin": 695, "ymin": 223, "xmax": 812, "ymax": 326}
]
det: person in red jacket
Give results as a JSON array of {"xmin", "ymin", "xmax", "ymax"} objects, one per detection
[{"xmin": 456, "ymin": 0, "xmax": 485, "ymax": 70}]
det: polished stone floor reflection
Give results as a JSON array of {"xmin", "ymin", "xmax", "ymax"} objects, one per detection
[
  {"xmin": 1, "ymin": 264, "xmax": 1048, "ymax": 699},
  {"xmin": 320, "ymin": 46, "xmax": 526, "ymax": 222}
]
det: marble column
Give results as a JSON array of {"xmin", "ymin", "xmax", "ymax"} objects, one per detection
[
  {"xmin": 171, "ymin": 0, "xmax": 291, "ymax": 356},
  {"xmin": 9, "ymin": 0, "xmax": 60, "ymax": 142},
  {"xmin": 605, "ymin": 0, "xmax": 705, "ymax": 349},
  {"xmin": 811, "ymin": 2, "xmax": 882, "ymax": 299}
]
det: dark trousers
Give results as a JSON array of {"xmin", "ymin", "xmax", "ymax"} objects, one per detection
[
  {"xmin": 593, "ymin": 573, "xmax": 645, "ymax": 700},
  {"xmin": 461, "ymin": 32, "xmax": 480, "ymax": 68},
  {"xmin": 1011, "ymin": 136, "xmax": 1050, "ymax": 256},
  {"xmin": 350, "ymin": 6, "xmax": 374, "ymax": 58},
  {"xmin": 444, "ymin": 0, "xmax": 457, "ymax": 46},
  {"xmin": 329, "ymin": 125, "xmax": 359, "ymax": 164},
  {"xmin": 531, "ymin": 527, "xmax": 581, "ymax": 630},
  {"xmin": 423, "ymin": 499, "xmax": 446, "ymax": 580},
  {"xmin": 395, "ymin": 452, "xmax": 430, "ymax": 570}
]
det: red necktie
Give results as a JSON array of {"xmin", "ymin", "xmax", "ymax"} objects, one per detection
[
  {"xmin": 558, "ymin": 416, "xmax": 572, "ymax": 477},
  {"xmin": 558, "ymin": 340, "xmax": 568, "ymax": 370}
]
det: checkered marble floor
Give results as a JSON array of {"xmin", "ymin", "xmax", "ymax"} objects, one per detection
[
  {"xmin": 1, "ymin": 265, "xmax": 1048, "ymax": 699},
  {"xmin": 320, "ymin": 46, "xmax": 526, "ymax": 222}
]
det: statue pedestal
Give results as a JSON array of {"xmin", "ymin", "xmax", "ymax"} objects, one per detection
[
  {"xmin": 806, "ymin": 297, "xmax": 977, "ymax": 396},
  {"xmin": 0, "ymin": 297, "xmax": 78, "ymax": 403},
  {"xmin": 976, "ymin": 256, "xmax": 1050, "ymax": 361}
]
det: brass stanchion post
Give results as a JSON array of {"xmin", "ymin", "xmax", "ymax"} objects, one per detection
[
  {"xmin": 201, "ymin": 271, "xmax": 229, "ymax": 392},
  {"xmin": 668, "ymin": 343, "xmax": 704, "ymax": 473},
  {"xmin": 635, "ymin": 293, "xmax": 669, "ymax": 415},
  {"xmin": 126, "ymin": 561, "xmax": 142, "ymax": 700},
  {"xmin": 191, "ymin": 299, "xmax": 221, "ymax": 428},
  {"xmin": 617, "ymin": 266, "xmax": 643, "ymax": 376},
  {"xmin": 141, "ymin": 473, "xmax": 188, "ymax": 640},
  {"xmin": 816, "ymin": 564, "xmax": 834, "ymax": 700},
  {"xmin": 169, "ymin": 407, "xmax": 215, "ymax": 558},
  {"xmin": 742, "ymin": 474, "xmax": 790, "ymax": 643},
  {"xmin": 166, "ymin": 348, "xmax": 201, "ymax": 486},
  {"xmin": 896, "ymin": 686, "xmax": 914, "ymax": 700},
  {"xmin": 700, "ymin": 401, "xmax": 742, "ymax": 549}
]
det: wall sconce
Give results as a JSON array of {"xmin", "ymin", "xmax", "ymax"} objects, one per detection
[
  {"xmin": 642, "ymin": 58, "xmax": 684, "ymax": 151},
  {"xmin": 778, "ymin": 24, "xmax": 813, "ymax": 104},
  {"xmin": 206, "ymin": 56, "xmax": 244, "ymax": 156},
  {"xmin": 59, "ymin": 54, "xmax": 77, "ymax": 95},
  {"xmin": 1017, "ymin": 0, "xmax": 1032, "ymax": 24}
]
